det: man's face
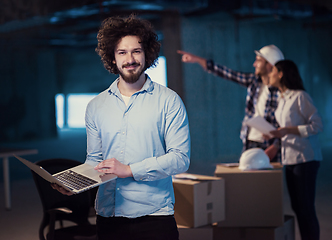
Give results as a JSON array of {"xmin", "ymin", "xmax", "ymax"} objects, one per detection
[
  {"xmin": 253, "ymin": 55, "xmax": 273, "ymax": 84},
  {"xmin": 114, "ymin": 35, "xmax": 145, "ymax": 84}
]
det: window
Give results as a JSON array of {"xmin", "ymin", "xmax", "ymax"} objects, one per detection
[
  {"xmin": 56, "ymin": 56, "xmax": 167, "ymax": 129},
  {"xmin": 146, "ymin": 56, "xmax": 167, "ymax": 86},
  {"xmin": 55, "ymin": 93, "xmax": 97, "ymax": 129},
  {"xmin": 55, "ymin": 93, "xmax": 65, "ymax": 128}
]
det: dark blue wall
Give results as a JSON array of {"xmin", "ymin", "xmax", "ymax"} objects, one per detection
[
  {"xmin": 180, "ymin": 12, "xmax": 332, "ymax": 174},
  {"xmin": 1, "ymin": 10, "xmax": 331, "ymax": 180}
]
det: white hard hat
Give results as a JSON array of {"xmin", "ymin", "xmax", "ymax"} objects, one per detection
[
  {"xmin": 254, "ymin": 44, "xmax": 284, "ymax": 65},
  {"xmin": 239, "ymin": 148, "xmax": 273, "ymax": 171}
]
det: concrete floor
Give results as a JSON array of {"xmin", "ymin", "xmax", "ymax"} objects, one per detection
[{"xmin": 1, "ymin": 129, "xmax": 331, "ymax": 239}]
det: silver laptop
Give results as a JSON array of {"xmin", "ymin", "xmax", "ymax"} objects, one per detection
[{"xmin": 15, "ymin": 155, "xmax": 117, "ymax": 194}]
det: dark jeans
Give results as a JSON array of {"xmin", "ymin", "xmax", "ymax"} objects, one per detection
[
  {"xmin": 285, "ymin": 161, "xmax": 320, "ymax": 240},
  {"xmin": 96, "ymin": 214, "xmax": 179, "ymax": 240}
]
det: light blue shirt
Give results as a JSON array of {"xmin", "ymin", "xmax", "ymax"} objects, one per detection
[{"xmin": 85, "ymin": 76, "xmax": 191, "ymax": 218}]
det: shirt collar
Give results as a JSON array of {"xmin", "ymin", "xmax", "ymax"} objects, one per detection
[
  {"xmin": 140, "ymin": 75, "xmax": 154, "ymax": 94},
  {"xmin": 108, "ymin": 74, "xmax": 154, "ymax": 96},
  {"xmin": 281, "ymin": 89, "xmax": 293, "ymax": 99},
  {"xmin": 268, "ymin": 85, "xmax": 278, "ymax": 92}
]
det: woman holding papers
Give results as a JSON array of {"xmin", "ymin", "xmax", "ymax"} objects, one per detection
[{"xmin": 267, "ymin": 59, "xmax": 323, "ymax": 240}]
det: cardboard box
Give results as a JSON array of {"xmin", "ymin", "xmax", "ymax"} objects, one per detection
[
  {"xmin": 214, "ymin": 163, "xmax": 283, "ymax": 227},
  {"xmin": 173, "ymin": 174, "xmax": 225, "ymax": 228},
  {"xmin": 178, "ymin": 224, "xmax": 214, "ymax": 240},
  {"xmin": 213, "ymin": 215, "xmax": 295, "ymax": 240}
]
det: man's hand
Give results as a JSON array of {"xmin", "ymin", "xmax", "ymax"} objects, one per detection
[
  {"xmin": 262, "ymin": 134, "xmax": 272, "ymax": 140},
  {"xmin": 51, "ymin": 183, "xmax": 74, "ymax": 196},
  {"xmin": 177, "ymin": 50, "xmax": 207, "ymax": 70},
  {"xmin": 264, "ymin": 144, "xmax": 279, "ymax": 161},
  {"xmin": 94, "ymin": 158, "xmax": 133, "ymax": 178}
]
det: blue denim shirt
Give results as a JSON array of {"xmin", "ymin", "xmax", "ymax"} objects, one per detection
[{"xmin": 85, "ymin": 76, "xmax": 190, "ymax": 218}]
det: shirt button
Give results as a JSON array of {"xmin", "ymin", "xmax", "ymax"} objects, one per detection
[
  {"xmin": 117, "ymin": 188, "xmax": 120, "ymax": 191},
  {"xmin": 122, "ymin": 132, "xmax": 125, "ymax": 135}
]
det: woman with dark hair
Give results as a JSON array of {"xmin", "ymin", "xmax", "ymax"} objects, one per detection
[{"xmin": 268, "ymin": 59, "xmax": 323, "ymax": 240}]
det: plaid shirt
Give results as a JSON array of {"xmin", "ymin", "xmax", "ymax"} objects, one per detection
[{"xmin": 207, "ymin": 60, "xmax": 280, "ymax": 160}]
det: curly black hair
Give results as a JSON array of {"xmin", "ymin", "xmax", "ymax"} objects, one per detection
[{"xmin": 95, "ymin": 15, "xmax": 161, "ymax": 74}]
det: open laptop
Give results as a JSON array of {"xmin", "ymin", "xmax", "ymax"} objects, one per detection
[{"xmin": 14, "ymin": 155, "xmax": 117, "ymax": 194}]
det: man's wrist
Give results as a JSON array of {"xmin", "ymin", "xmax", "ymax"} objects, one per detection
[{"xmin": 206, "ymin": 59, "xmax": 214, "ymax": 71}]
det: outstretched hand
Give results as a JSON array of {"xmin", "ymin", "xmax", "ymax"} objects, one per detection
[
  {"xmin": 177, "ymin": 50, "xmax": 199, "ymax": 63},
  {"xmin": 177, "ymin": 50, "xmax": 207, "ymax": 70}
]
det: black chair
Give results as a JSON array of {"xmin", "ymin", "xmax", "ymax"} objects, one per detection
[{"xmin": 31, "ymin": 158, "xmax": 97, "ymax": 240}]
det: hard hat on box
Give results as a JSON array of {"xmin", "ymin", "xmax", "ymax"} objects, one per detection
[{"xmin": 239, "ymin": 148, "xmax": 273, "ymax": 171}]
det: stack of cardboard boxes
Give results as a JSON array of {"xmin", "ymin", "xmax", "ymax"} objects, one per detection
[
  {"xmin": 173, "ymin": 163, "xmax": 295, "ymax": 240},
  {"xmin": 173, "ymin": 174, "xmax": 225, "ymax": 240}
]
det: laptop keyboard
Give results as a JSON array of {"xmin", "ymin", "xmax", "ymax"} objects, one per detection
[{"xmin": 54, "ymin": 170, "xmax": 98, "ymax": 190}]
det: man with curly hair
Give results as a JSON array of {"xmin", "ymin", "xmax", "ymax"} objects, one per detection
[{"xmin": 54, "ymin": 15, "xmax": 190, "ymax": 240}]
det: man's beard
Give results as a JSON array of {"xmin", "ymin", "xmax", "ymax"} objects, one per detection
[{"xmin": 119, "ymin": 63, "xmax": 144, "ymax": 84}]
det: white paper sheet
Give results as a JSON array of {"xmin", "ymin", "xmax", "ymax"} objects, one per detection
[{"xmin": 245, "ymin": 116, "xmax": 276, "ymax": 137}]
